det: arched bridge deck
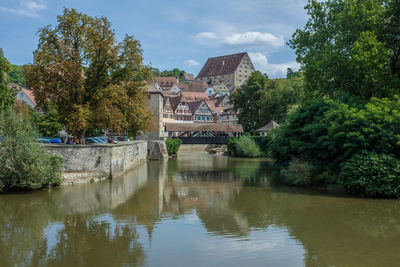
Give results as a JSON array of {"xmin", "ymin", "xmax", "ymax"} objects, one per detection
[{"xmin": 165, "ymin": 123, "xmax": 244, "ymax": 144}]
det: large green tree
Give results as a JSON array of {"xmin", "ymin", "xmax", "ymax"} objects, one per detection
[
  {"xmin": 25, "ymin": 8, "xmax": 153, "ymax": 138},
  {"xmin": 289, "ymin": 0, "xmax": 400, "ymax": 99},
  {"xmin": 0, "ymin": 49, "xmax": 15, "ymax": 110},
  {"xmin": 230, "ymin": 71, "xmax": 269, "ymax": 132}
]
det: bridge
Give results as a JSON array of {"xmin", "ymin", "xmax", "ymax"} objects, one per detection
[{"xmin": 164, "ymin": 123, "xmax": 244, "ymax": 144}]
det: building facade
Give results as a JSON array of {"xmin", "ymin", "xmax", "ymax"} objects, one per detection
[{"xmin": 196, "ymin": 52, "xmax": 255, "ymax": 91}]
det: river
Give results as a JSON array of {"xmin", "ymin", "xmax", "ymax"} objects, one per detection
[{"xmin": 0, "ymin": 148, "xmax": 399, "ymax": 267}]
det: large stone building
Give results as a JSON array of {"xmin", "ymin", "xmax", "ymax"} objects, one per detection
[{"xmin": 196, "ymin": 52, "xmax": 255, "ymax": 90}]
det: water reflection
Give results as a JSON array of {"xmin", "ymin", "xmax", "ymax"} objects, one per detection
[{"xmin": 1, "ymin": 150, "xmax": 400, "ymax": 266}]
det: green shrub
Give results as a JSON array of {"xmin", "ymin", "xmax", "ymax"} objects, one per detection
[
  {"xmin": 227, "ymin": 137, "xmax": 238, "ymax": 156},
  {"xmin": 271, "ymin": 95, "xmax": 400, "ymax": 188},
  {"xmin": 165, "ymin": 137, "xmax": 182, "ymax": 155},
  {"xmin": 252, "ymin": 136, "xmax": 271, "ymax": 154},
  {"xmin": 280, "ymin": 159, "xmax": 314, "ymax": 185},
  {"xmin": 339, "ymin": 152, "xmax": 400, "ymax": 198},
  {"xmin": 0, "ymin": 109, "xmax": 63, "ymax": 192},
  {"xmin": 236, "ymin": 136, "xmax": 261, "ymax": 158}
]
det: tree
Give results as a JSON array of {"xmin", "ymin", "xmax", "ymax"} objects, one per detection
[
  {"xmin": 289, "ymin": 0, "xmax": 400, "ymax": 99},
  {"xmin": 0, "ymin": 108, "xmax": 62, "ymax": 192},
  {"xmin": 0, "ymin": 49, "xmax": 15, "ymax": 110},
  {"xmin": 29, "ymin": 103, "xmax": 63, "ymax": 137},
  {"xmin": 8, "ymin": 64, "xmax": 25, "ymax": 86},
  {"xmin": 25, "ymin": 8, "xmax": 153, "ymax": 138},
  {"xmin": 230, "ymin": 71, "xmax": 269, "ymax": 132},
  {"xmin": 160, "ymin": 68, "xmax": 186, "ymax": 79},
  {"xmin": 261, "ymin": 74, "xmax": 306, "ymax": 124}
]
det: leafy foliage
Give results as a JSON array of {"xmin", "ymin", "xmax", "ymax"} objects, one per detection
[
  {"xmin": 0, "ymin": 109, "xmax": 62, "ymax": 192},
  {"xmin": 235, "ymin": 136, "xmax": 261, "ymax": 158},
  {"xmin": 289, "ymin": 0, "xmax": 400, "ymax": 99},
  {"xmin": 230, "ymin": 71, "xmax": 269, "ymax": 132},
  {"xmin": 25, "ymin": 8, "xmax": 153, "ymax": 137},
  {"xmin": 280, "ymin": 158, "xmax": 314, "ymax": 186},
  {"xmin": 29, "ymin": 103, "xmax": 63, "ymax": 137},
  {"xmin": 339, "ymin": 152, "xmax": 400, "ymax": 198},
  {"xmin": 8, "ymin": 64, "xmax": 25, "ymax": 86},
  {"xmin": 151, "ymin": 68, "xmax": 186, "ymax": 79},
  {"xmin": 165, "ymin": 138, "xmax": 182, "ymax": 155},
  {"xmin": 271, "ymin": 95, "xmax": 400, "ymax": 187},
  {"xmin": 0, "ymin": 49, "xmax": 15, "ymax": 110}
]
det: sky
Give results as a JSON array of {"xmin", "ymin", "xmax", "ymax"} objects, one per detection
[{"xmin": 0, "ymin": 0, "xmax": 308, "ymax": 78}]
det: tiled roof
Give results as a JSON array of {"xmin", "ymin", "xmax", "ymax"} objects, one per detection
[
  {"xmin": 197, "ymin": 52, "xmax": 247, "ymax": 78},
  {"xmin": 165, "ymin": 123, "xmax": 243, "ymax": 133},
  {"xmin": 187, "ymin": 100, "xmax": 203, "ymax": 114},
  {"xmin": 156, "ymin": 77, "xmax": 178, "ymax": 88},
  {"xmin": 21, "ymin": 89, "xmax": 37, "ymax": 106},
  {"xmin": 145, "ymin": 80, "xmax": 161, "ymax": 94},
  {"xmin": 213, "ymin": 94, "xmax": 228, "ymax": 107},
  {"xmin": 181, "ymin": 92, "xmax": 210, "ymax": 102},
  {"xmin": 182, "ymin": 73, "xmax": 195, "ymax": 81},
  {"xmin": 169, "ymin": 95, "xmax": 183, "ymax": 110},
  {"xmin": 256, "ymin": 121, "xmax": 280, "ymax": 132}
]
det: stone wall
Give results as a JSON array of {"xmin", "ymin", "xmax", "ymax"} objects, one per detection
[{"xmin": 45, "ymin": 141, "xmax": 149, "ymax": 184}]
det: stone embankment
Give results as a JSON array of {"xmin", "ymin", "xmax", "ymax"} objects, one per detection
[{"xmin": 45, "ymin": 140, "xmax": 168, "ymax": 184}]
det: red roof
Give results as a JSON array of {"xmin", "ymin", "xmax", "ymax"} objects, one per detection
[
  {"xmin": 21, "ymin": 89, "xmax": 37, "ymax": 106},
  {"xmin": 156, "ymin": 77, "xmax": 178, "ymax": 89},
  {"xmin": 181, "ymin": 92, "xmax": 210, "ymax": 102}
]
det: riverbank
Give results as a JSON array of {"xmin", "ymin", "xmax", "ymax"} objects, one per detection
[{"xmin": 45, "ymin": 140, "xmax": 168, "ymax": 185}]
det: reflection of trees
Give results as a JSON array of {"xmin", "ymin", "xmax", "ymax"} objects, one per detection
[
  {"xmin": 36, "ymin": 216, "xmax": 146, "ymax": 267},
  {"xmin": 0, "ymin": 192, "xmax": 58, "ymax": 266},
  {"xmin": 0, "ymin": 163, "xmax": 150, "ymax": 266},
  {"xmin": 229, "ymin": 188, "xmax": 400, "ymax": 266}
]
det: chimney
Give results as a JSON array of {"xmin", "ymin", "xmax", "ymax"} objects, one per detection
[{"xmin": 222, "ymin": 60, "xmax": 225, "ymax": 66}]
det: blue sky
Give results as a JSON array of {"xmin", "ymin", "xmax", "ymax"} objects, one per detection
[{"xmin": 0, "ymin": 0, "xmax": 308, "ymax": 78}]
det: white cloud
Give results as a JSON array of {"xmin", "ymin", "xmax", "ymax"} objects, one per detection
[
  {"xmin": 0, "ymin": 0, "xmax": 47, "ymax": 18},
  {"xmin": 195, "ymin": 31, "xmax": 284, "ymax": 48},
  {"xmin": 184, "ymin": 59, "xmax": 200, "ymax": 67},
  {"xmin": 249, "ymin": 52, "xmax": 300, "ymax": 77},
  {"xmin": 225, "ymin": 32, "xmax": 284, "ymax": 47}
]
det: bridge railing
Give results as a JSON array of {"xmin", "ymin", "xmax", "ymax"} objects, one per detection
[{"xmin": 178, "ymin": 136, "xmax": 228, "ymax": 144}]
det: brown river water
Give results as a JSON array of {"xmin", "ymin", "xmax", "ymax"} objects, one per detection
[{"xmin": 1, "ymin": 147, "xmax": 400, "ymax": 267}]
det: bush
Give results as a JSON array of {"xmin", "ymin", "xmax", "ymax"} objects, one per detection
[
  {"xmin": 236, "ymin": 136, "xmax": 261, "ymax": 158},
  {"xmin": 227, "ymin": 137, "xmax": 238, "ymax": 156},
  {"xmin": 271, "ymin": 95, "xmax": 400, "ymax": 188},
  {"xmin": 280, "ymin": 159, "xmax": 314, "ymax": 186},
  {"xmin": 339, "ymin": 152, "xmax": 400, "ymax": 198},
  {"xmin": 165, "ymin": 137, "xmax": 182, "ymax": 155},
  {"xmin": 0, "ymin": 109, "xmax": 63, "ymax": 192},
  {"xmin": 252, "ymin": 136, "xmax": 271, "ymax": 154}
]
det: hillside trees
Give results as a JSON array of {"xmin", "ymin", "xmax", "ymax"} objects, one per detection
[
  {"xmin": 0, "ymin": 49, "xmax": 15, "ymax": 110},
  {"xmin": 25, "ymin": 8, "xmax": 153, "ymax": 138}
]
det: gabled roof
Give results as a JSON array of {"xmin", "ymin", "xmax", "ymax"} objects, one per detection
[
  {"xmin": 146, "ymin": 80, "xmax": 161, "ymax": 94},
  {"xmin": 209, "ymin": 93, "xmax": 218, "ymax": 100},
  {"xmin": 156, "ymin": 77, "xmax": 178, "ymax": 89},
  {"xmin": 163, "ymin": 96, "xmax": 169, "ymax": 108},
  {"xmin": 169, "ymin": 95, "xmax": 183, "ymax": 110},
  {"xmin": 188, "ymin": 100, "xmax": 203, "ymax": 114},
  {"xmin": 213, "ymin": 94, "xmax": 228, "ymax": 107},
  {"xmin": 182, "ymin": 73, "xmax": 195, "ymax": 81},
  {"xmin": 256, "ymin": 121, "xmax": 280, "ymax": 132},
  {"xmin": 19, "ymin": 89, "xmax": 37, "ymax": 106},
  {"xmin": 197, "ymin": 52, "xmax": 247, "ymax": 78}
]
